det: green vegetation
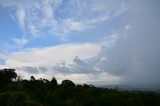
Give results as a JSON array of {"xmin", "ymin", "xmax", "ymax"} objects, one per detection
[{"xmin": 0, "ymin": 69, "xmax": 160, "ymax": 106}]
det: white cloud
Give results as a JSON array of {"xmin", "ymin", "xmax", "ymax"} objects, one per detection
[
  {"xmin": 5, "ymin": 43, "xmax": 100, "ymax": 67},
  {"xmin": 54, "ymin": 72, "xmax": 120, "ymax": 85},
  {"xmin": 16, "ymin": 7, "xmax": 26, "ymax": 28},
  {"xmin": 13, "ymin": 38, "xmax": 28, "ymax": 46},
  {"xmin": 0, "ymin": 0, "xmax": 126, "ymax": 39},
  {"xmin": 70, "ymin": 21, "xmax": 84, "ymax": 31},
  {"xmin": 0, "ymin": 52, "xmax": 7, "ymax": 60},
  {"xmin": 1, "ymin": 42, "xmax": 118, "ymax": 83},
  {"xmin": 68, "ymin": 14, "xmax": 110, "ymax": 31},
  {"xmin": 42, "ymin": 0, "xmax": 54, "ymax": 20},
  {"xmin": 1, "ymin": 42, "xmax": 122, "ymax": 84},
  {"xmin": 27, "ymin": 23, "xmax": 38, "ymax": 36}
]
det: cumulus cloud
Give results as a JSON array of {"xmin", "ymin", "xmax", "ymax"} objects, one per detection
[
  {"xmin": 5, "ymin": 43, "xmax": 100, "ymax": 67},
  {"xmin": 0, "ymin": 42, "xmax": 102, "ymax": 81},
  {"xmin": 1, "ymin": 42, "xmax": 121, "ymax": 84}
]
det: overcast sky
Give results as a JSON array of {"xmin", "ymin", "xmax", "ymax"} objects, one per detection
[{"xmin": 0, "ymin": 0, "xmax": 160, "ymax": 87}]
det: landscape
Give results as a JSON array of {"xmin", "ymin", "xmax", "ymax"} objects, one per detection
[
  {"xmin": 0, "ymin": 68, "xmax": 160, "ymax": 106},
  {"xmin": 0, "ymin": 0, "xmax": 160, "ymax": 106}
]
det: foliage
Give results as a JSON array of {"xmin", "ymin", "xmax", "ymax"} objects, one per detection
[
  {"xmin": 0, "ymin": 69, "xmax": 160, "ymax": 106},
  {"xmin": 61, "ymin": 79, "xmax": 75, "ymax": 87},
  {"xmin": 0, "ymin": 69, "xmax": 17, "ymax": 86}
]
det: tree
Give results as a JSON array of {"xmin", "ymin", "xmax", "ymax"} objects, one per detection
[
  {"xmin": 0, "ymin": 68, "xmax": 17, "ymax": 86},
  {"xmin": 0, "ymin": 92, "xmax": 28, "ymax": 106},
  {"xmin": 61, "ymin": 80, "xmax": 75, "ymax": 87},
  {"xmin": 51, "ymin": 77, "xmax": 58, "ymax": 86},
  {"xmin": 30, "ymin": 76, "xmax": 36, "ymax": 81}
]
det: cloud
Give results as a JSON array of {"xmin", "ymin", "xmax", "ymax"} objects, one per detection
[
  {"xmin": 17, "ymin": 66, "xmax": 48, "ymax": 74},
  {"xmin": 0, "ymin": 52, "xmax": 7, "ymax": 60},
  {"xmin": 27, "ymin": 23, "xmax": 38, "ymax": 36},
  {"xmin": 16, "ymin": 7, "xmax": 26, "ymax": 28},
  {"xmin": 52, "ymin": 56, "xmax": 98, "ymax": 74},
  {"xmin": 1, "ymin": 42, "xmax": 121, "ymax": 84},
  {"xmin": 0, "ymin": 0, "xmax": 128, "ymax": 85},
  {"xmin": 0, "ymin": 0, "xmax": 34, "ymax": 8},
  {"xmin": 54, "ymin": 72, "xmax": 120, "ymax": 85},
  {"xmin": 89, "ymin": 0, "xmax": 160, "ymax": 87},
  {"xmin": 0, "ymin": 0, "xmax": 126, "ymax": 39},
  {"xmin": 15, "ymin": 66, "xmax": 120, "ymax": 85},
  {"xmin": 1, "ymin": 0, "xmax": 159, "ymax": 88},
  {"xmin": 19, "ymin": 66, "xmax": 39, "ymax": 74},
  {"xmin": 91, "ymin": 0, "xmax": 127, "ymax": 12},
  {"xmin": 4, "ymin": 43, "xmax": 100, "ymax": 68},
  {"xmin": 68, "ymin": 14, "xmax": 110, "ymax": 31},
  {"xmin": 45, "ymin": 0, "xmax": 160, "ymax": 87},
  {"xmin": 13, "ymin": 38, "xmax": 28, "ymax": 46},
  {"xmin": 0, "ymin": 37, "xmax": 29, "ymax": 53},
  {"xmin": 0, "ymin": 41, "xmax": 23, "ymax": 54},
  {"xmin": 71, "ymin": 56, "xmax": 97, "ymax": 73}
]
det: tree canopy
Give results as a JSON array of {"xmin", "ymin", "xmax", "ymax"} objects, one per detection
[
  {"xmin": 0, "ymin": 68, "xmax": 17, "ymax": 86},
  {"xmin": 0, "ymin": 68, "xmax": 159, "ymax": 106}
]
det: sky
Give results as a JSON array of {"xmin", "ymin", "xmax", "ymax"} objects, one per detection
[{"xmin": 0, "ymin": 0, "xmax": 160, "ymax": 88}]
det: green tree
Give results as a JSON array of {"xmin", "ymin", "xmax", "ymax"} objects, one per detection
[
  {"xmin": 30, "ymin": 76, "xmax": 36, "ymax": 81},
  {"xmin": 51, "ymin": 77, "xmax": 58, "ymax": 86},
  {"xmin": 0, "ymin": 68, "xmax": 17, "ymax": 86},
  {"xmin": 61, "ymin": 80, "xmax": 75, "ymax": 87}
]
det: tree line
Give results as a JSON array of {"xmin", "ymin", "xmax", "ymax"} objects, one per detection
[{"xmin": 0, "ymin": 68, "xmax": 160, "ymax": 106}]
